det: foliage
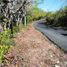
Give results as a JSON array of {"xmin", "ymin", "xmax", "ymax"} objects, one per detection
[
  {"xmin": 0, "ymin": 45, "xmax": 11, "ymax": 63},
  {"xmin": 45, "ymin": 6, "xmax": 67, "ymax": 27},
  {"xmin": 27, "ymin": 7, "xmax": 46, "ymax": 22},
  {"xmin": 0, "ymin": 15, "xmax": 5, "ymax": 22}
]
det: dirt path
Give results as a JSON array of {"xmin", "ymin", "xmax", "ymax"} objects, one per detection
[{"xmin": 3, "ymin": 23, "xmax": 67, "ymax": 67}]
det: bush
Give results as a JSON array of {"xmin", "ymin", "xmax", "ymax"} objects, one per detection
[{"xmin": 45, "ymin": 6, "xmax": 67, "ymax": 27}]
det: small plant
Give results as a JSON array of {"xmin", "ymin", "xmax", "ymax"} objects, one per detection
[{"xmin": 0, "ymin": 45, "xmax": 11, "ymax": 63}]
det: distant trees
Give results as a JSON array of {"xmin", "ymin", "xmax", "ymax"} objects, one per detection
[
  {"xmin": 27, "ymin": 7, "xmax": 46, "ymax": 22},
  {"xmin": 45, "ymin": 6, "xmax": 67, "ymax": 28}
]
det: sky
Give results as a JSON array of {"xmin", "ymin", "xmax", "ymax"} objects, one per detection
[{"xmin": 38, "ymin": 0, "xmax": 67, "ymax": 12}]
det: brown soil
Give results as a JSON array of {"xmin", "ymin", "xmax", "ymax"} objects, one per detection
[{"xmin": 2, "ymin": 23, "xmax": 67, "ymax": 67}]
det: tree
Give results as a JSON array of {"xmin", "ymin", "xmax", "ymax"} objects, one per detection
[
  {"xmin": 0, "ymin": 0, "xmax": 36, "ymax": 35},
  {"xmin": 45, "ymin": 6, "xmax": 67, "ymax": 27}
]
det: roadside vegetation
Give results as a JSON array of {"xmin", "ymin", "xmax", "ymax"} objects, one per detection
[{"xmin": 45, "ymin": 6, "xmax": 67, "ymax": 29}]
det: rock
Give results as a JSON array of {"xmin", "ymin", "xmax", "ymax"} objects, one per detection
[
  {"xmin": 0, "ymin": 63, "xmax": 4, "ymax": 67},
  {"xmin": 54, "ymin": 65, "xmax": 60, "ymax": 67},
  {"xmin": 50, "ymin": 55, "xmax": 53, "ymax": 58},
  {"xmin": 64, "ymin": 61, "xmax": 67, "ymax": 67},
  {"xmin": 56, "ymin": 60, "xmax": 60, "ymax": 64}
]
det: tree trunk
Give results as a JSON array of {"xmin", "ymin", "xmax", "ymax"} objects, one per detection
[
  {"xmin": 24, "ymin": 11, "xmax": 27, "ymax": 27},
  {"xmin": 10, "ymin": 21, "xmax": 13, "ymax": 35},
  {"xmin": 24, "ymin": 15, "xmax": 26, "ymax": 27}
]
